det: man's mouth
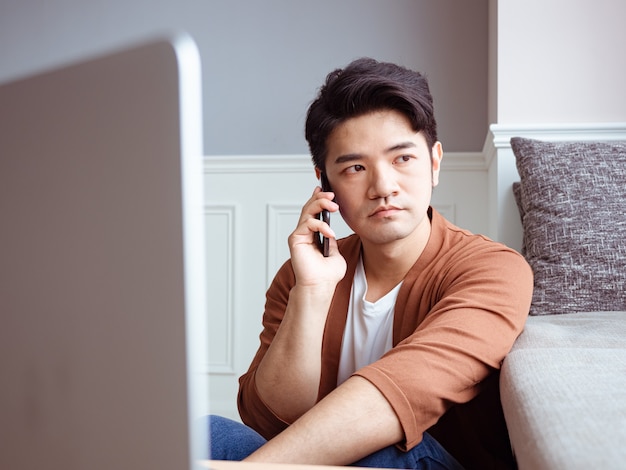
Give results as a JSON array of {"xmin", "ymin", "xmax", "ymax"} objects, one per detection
[{"xmin": 370, "ymin": 205, "xmax": 402, "ymax": 218}]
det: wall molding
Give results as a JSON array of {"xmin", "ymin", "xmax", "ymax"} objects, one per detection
[
  {"xmin": 204, "ymin": 152, "xmax": 488, "ymax": 173},
  {"xmin": 440, "ymin": 152, "xmax": 485, "ymax": 171},
  {"xmin": 204, "ymin": 203, "xmax": 237, "ymax": 375},
  {"xmin": 266, "ymin": 203, "xmax": 301, "ymax": 286},
  {"xmin": 484, "ymin": 122, "xmax": 626, "ymax": 168},
  {"xmin": 204, "ymin": 155, "xmax": 313, "ymax": 174},
  {"xmin": 203, "ymin": 122, "xmax": 626, "ymax": 251},
  {"xmin": 204, "ymin": 123, "xmax": 626, "ymax": 174}
]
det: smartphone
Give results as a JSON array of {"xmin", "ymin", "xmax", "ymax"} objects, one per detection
[{"xmin": 318, "ymin": 172, "xmax": 331, "ymax": 257}]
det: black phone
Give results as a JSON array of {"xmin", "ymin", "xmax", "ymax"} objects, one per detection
[{"xmin": 318, "ymin": 172, "xmax": 331, "ymax": 257}]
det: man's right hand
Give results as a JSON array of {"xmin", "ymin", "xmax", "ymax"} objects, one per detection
[{"xmin": 287, "ymin": 186, "xmax": 346, "ymax": 289}]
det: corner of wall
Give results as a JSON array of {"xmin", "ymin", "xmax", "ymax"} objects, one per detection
[{"xmin": 484, "ymin": 122, "xmax": 626, "ymax": 251}]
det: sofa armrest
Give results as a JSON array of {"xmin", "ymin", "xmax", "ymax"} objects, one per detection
[{"xmin": 500, "ymin": 311, "xmax": 626, "ymax": 470}]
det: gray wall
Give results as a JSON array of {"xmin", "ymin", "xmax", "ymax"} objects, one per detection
[
  {"xmin": 496, "ymin": 0, "xmax": 626, "ymax": 124},
  {"xmin": 0, "ymin": 0, "xmax": 488, "ymax": 154}
]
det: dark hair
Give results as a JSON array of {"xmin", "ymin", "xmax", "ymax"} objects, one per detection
[{"xmin": 305, "ymin": 58, "xmax": 438, "ymax": 171}]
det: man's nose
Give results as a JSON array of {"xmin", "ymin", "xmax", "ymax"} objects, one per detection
[{"xmin": 367, "ymin": 165, "xmax": 398, "ymax": 199}]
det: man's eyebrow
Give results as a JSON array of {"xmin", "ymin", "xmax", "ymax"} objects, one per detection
[
  {"xmin": 387, "ymin": 141, "xmax": 417, "ymax": 152},
  {"xmin": 332, "ymin": 142, "xmax": 418, "ymax": 164},
  {"xmin": 333, "ymin": 153, "xmax": 363, "ymax": 164}
]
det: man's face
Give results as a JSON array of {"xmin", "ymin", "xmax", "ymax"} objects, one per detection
[{"xmin": 321, "ymin": 109, "xmax": 442, "ymax": 249}]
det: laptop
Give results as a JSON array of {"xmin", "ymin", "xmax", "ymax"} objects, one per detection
[{"xmin": 0, "ymin": 34, "xmax": 208, "ymax": 469}]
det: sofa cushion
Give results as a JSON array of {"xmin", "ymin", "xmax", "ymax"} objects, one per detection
[
  {"xmin": 500, "ymin": 311, "xmax": 626, "ymax": 469},
  {"xmin": 511, "ymin": 137, "xmax": 626, "ymax": 315}
]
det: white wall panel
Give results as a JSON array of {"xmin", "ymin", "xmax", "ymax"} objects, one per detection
[
  {"xmin": 266, "ymin": 204, "xmax": 300, "ymax": 284},
  {"xmin": 204, "ymin": 205, "xmax": 237, "ymax": 375}
]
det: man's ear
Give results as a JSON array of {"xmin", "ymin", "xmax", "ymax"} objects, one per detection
[
  {"xmin": 315, "ymin": 167, "xmax": 322, "ymax": 180},
  {"xmin": 431, "ymin": 141, "xmax": 443, "ymax": 187}
]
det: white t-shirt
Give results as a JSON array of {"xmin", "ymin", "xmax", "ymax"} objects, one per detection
[{"xmin": 336, "ymin": 256, "xmax": 402, "ymax": 385}]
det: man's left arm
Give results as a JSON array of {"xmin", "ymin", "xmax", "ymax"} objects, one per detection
[
  {"xmin": 244, "ymin": 375, "xmax": 403, "ymax": 466},
  {"xmin": 356, "ymin": 246, "xmax": 534, "ymax": 450}
]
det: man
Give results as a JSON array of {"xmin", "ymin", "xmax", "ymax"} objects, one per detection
[{"xmin": 210, "ymin": 58, "xmax": 533, "ymax": 469}]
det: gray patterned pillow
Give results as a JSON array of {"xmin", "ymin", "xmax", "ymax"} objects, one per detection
[{"xmin": 511, "ymin": 137, "xmax": 626, "ymax": 315}]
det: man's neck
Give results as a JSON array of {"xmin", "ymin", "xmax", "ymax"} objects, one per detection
[{"xmin": 360, "ymin": 222, "xmax": 431, "ymax": 303}]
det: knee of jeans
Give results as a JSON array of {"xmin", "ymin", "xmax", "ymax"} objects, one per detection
[
  {"xmin": 207, "ymin": 414, "xmax": 267, "ymax": 461},
  {"xmin": 415, "ymin": 433, "xmax": 465, "ymax": 470}
]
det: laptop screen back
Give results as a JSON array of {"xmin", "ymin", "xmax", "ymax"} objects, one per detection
[{"xmin": 0, "ymin": 34, "xmax": 207, "ymax": 470}]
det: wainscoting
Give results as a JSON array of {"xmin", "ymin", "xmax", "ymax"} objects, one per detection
[{"xmin": 203, "ymin": 151, "xmax": 487, "ymax": 418}]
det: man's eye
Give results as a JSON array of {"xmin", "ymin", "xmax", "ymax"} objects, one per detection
[
  {"xmin": 396, "ymin": 155, "xmax": 413, "ymax": 163},
  {"xmin": 346, "ymin": 164, "xmax": 365, "ymax": 173}
]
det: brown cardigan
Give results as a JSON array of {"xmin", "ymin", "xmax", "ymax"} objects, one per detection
[{"xmin": 238, "ymin": 208, "xmax": 533, "ymax": 468}]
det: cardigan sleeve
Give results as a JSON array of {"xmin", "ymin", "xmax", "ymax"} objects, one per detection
[
  {"xmin": 236, "ymin": 259, "xmax": 296, "ymax": 439},
  {"xmin": 353, "ymin": 244, "xmax": 533, "ymax": 451}
]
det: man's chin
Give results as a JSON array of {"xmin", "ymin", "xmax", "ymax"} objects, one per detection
[{"xmin": 361, "ymin": 228, "xmax": 413, "ymax": 246}]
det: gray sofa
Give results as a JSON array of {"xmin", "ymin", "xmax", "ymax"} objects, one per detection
[{"xmin": 499, "ymin": 138, "xmax": 626, "ymax": 469}]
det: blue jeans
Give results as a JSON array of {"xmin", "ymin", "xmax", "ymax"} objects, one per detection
[{"xmin": 208, "ymin": 415, "xmax": 464, "ymax": 469}]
